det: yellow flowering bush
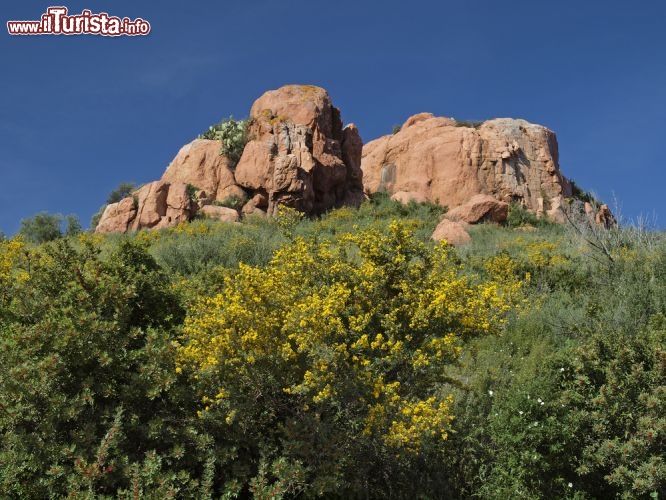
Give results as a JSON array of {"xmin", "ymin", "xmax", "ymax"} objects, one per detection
[
  {"xmin": 176, "ymin": 220, "xmax": 524, "ymax": 481},
  {"xmin": 0, "ymin": 237, "xmax": 30, "ymax": 304},
  {"xmin": 0, "ymin": 238, "xmax": 24, "ymax": 282}
]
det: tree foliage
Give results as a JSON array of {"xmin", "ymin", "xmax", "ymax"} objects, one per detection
[
  {"xmin": 106, "ymin": 182, "xmax": 137, "ymax": 205},
  {"xmin": 18, "ymin": 211, "xmax": 64, "ymax": 243},
  {"xmin": 17, "ymin": 212, "xmax": 82, "ymax": 243}
]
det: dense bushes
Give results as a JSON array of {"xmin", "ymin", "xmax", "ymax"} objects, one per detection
[
  {"xmin": 0, "ymin": 196, "xmax": 664, "ymax": 497},
  {"xmin": 0, "ymin": 237, "xmax": 220, "ymax": 498}
]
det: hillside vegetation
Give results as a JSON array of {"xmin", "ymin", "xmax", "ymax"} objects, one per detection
[{"xmin": 0, "ymin": 196, "xmax": 664, "ymax": 499}]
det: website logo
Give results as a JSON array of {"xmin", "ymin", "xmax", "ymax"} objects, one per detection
[{"xmin": 7, "ymin": 7, "xmax": 151, "ymax": 36}]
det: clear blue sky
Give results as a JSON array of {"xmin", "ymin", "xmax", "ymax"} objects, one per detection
[{"xmin": 1, "ymin": 0, "xmax": 665, "ymax": 235}]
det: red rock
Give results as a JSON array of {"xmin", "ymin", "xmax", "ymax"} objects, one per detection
[
  {"xmin": 446, "ymin": 194, "xmax": 509, "ymax": 224},
  {"xmin": 431, "ymin": 219, "xmax": 471, "ymax": 246},
  {"xmin": 161, "ymin": 139, "xmax": 241, "ymax": 204},
  {"xmin": 362, "ymin": 114, "xmax": 572, "ymax": 220},
  {"xmin": 95, "ymin": 180, "xmax": 196, "ymax": 233},
  {"xmin": 131, "ymin": 181, "xmax": 170, "ymax": 230},
  {"xmin": 199, "ymin": 205, "xmax": 240, "ymax": 223},
  {"xmin": 242, "ymin": 192, "xmax": 268, "ymax": 215},
  {"xmin": 596, "ymin": 204, "xmax": 615, "ymax": 228},
  {"xmin": 163, "ymin": 182, "xmax": 195, "ymax": 226},
  {"xmin": 235, "ymin": 85, "xmax": 364, "ymax": 215},
  {"xmin": 95, "ymin": 197, "xmax": 137, "ymax": 233}
]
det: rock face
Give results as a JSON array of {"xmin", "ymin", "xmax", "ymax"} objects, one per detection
[
  {"xmin": 95, "ymin": 197, "xmax": 137, "ymax": 233},
  {"xmin": 162, "ymin": 139, "xmax": 246, "ymax": 204},
  {"xmin": 235, "ymin": 85, "xmax": 364, "ymax": 215},
  {"xmin": 361, "ymin": 113, "xmax": 573, "ymax": 222},
  {"xmin": 431, "ymin": 219, "xmax": 471, "ymax": 246},
  {"xmin": 96, "ymin": 180, "xmax": 196, "ymax": 234}
]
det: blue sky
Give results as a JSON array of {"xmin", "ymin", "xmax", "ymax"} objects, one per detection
[{"xmin": 1, "ymin": 0, "xmax": 665, "ymax": 235}]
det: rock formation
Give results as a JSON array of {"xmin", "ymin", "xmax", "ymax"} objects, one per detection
[
  {"xmin": 96, "ymin": 85, "xmax": 364, "ymax": 233},
  {"xmin": 95, "ymin": 85, "xmax": 607, "ymax": 234},
  {"xmin": 199, "ymin": 205, "xmax": 241, "ymax": 223},
  {"xmin": 95, "ymin": 180, "xmax": 196, "ymax": 233},
  {"xmin": 235, "ymin": 84, "xmax": 364, "ymax": 215},
  {"xmin": 362, "ymin": 113, "xmax": 573, "ymax": 223}
]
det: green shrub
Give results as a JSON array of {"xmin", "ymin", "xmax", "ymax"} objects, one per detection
[
  {"xmin": 570, "ymin": 180, "xmax": 598, "ymax": 205},
  {"xmin": 19, "ymin": 212, "xmax": 64, "ymax": 244},
  {"xmin": 64, "ymin": 214, "xmax": 83, "ymax": 237},
  {"xmin": 560, "ymin": 315, "xmax": 666, "ymax": 497},
  {"xmin": 149, "ymin": 218, "xmax": 287, "ymax": 275},
  {"xmin": 106, "ymin": 182, "xmax": 137, "ymax": 205},
  {"xmin": 176, "ymin": 222, "xmax": 525, "ymax": 496},
  {"xmin": 198, "ymin": 117, "xmax": 248, "ymax": 167},
  {"xmin": 2, "ymin": 196, "xmax": 664, "ymax": 498},
  {"xmin": 505, "ymin": 201, "xmax": 552, "ymax": 228},
  {"xmin": 185, "ymin": 183, "xmax": 199, "ymax": 204},
  {"xmin": 213, "ymin": 195, "xmax": 245, "ymax": 211},
  {"xmin": 15, "ymin": 213, "xmax": 85, "ymax": 241},
  {"xmin": 454, "ymin": 119, "xmax": 484, "ymax": 128},
  {"xmin": 0, "ymin": 238, "xmax": 217, "ymax": 498}
]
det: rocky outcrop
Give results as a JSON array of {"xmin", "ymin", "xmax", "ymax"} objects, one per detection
[
  {"xmin": 431, "ymin": 219, "xmax": 471, "ymax": 246},
  {"xmin": 96, "ymin": 180, "xmax": 196, "ymax": 234},
  {"xmin": 95, "ymin": 197, "xmax": 137, "ymax": 233},
  {"xmin": 235, "ymin": 85, "xmax": 364, "ymax": 215},
  {"xmin": 95, "ymin": 85, "xmax": 607, "ymax": 234},
  {"xmin": 362, "ymin": 113, "xmax": 573, "ymax": 222},
  {"xmin": 97, "ymin": 85, "xmax": 365, "ymax": 233}
]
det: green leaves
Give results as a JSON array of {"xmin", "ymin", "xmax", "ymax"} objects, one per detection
[
  {"xmin": 18, "ymin": 211, "xmax": 82, "ymax": 244},
  {"xmin": 0, "ymin": 237, "xmax": 205, "ymax": 498},
  {"xmin": 198, "ymin": 116, "xmax": 248, "ymax": 167}
]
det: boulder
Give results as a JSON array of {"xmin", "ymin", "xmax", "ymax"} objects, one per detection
[
  {"xmin": 431, "ymin": 219, "xmax": 471, "ymax": 246},
  {"xmin": 96, "ymin": 137, "xmax": 239, "ymax": 233},
  {"xmin": 361, "ymin": 114, "xmax": 573, "ymax": 219},
  {"xmin": 446, "ymin": 194, "xmax": 509, "ymax": 224},
  {"xmin": 235, "ymin": 85, "xmax": 364, "ymax": 215},
  {"xmin": 596, "ymin": 204, "xmax": 615, "ymax": 228},
  {"xmin": 199, "ymin": 205, "xmax": 240, "ymax": 223},
  {"xmin": 242, "ymin": 192, "xmax": 269, "ymax": 215},
  {"xmin": 131, "ymin": 181, "xmax": 170, "ymax": 230},
  {"xmin": 163, "ymin": 182, "xmax": 195, "ymax": 226},
  {"xmin": 95, "ymin": 197, "xmax": 137, "ymax": 234}
]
